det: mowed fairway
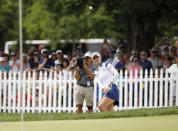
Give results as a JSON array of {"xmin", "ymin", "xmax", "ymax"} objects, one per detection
[{"xmin": 0, "ymin": 115, "xmax": 178, "ymax": 131}]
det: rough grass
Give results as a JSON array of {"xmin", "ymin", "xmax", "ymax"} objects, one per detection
[{"xmin": 0, "ymin": 106, "xmax": 178, "ymax": 122}]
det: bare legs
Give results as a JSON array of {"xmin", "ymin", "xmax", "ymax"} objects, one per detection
[{"xmin": 98, "ymin": 97, "xmax": 114, "ymax": 112}]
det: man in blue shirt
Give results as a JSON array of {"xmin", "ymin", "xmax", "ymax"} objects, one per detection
[
  {"xmin": 38, "ymin": 49, "xmax": 55, "ymax": 71},
  {"xmin": 115, "ymin": 53, "xmax": 125, "ymax": 72},
  {"xmin": 138, "ymin": 51, "xmax": 153, "ymax": 75}
]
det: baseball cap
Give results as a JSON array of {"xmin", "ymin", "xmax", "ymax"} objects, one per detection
[
  {"xmin": 83, "ymin": 52, "xmax": 92, "ymax": 59},
  {"xmin": 11, "ymin": 53, "xmax": 16, "ymax": 56},
  {"xmin": 56, "ymin": 50, "xmax": 63, "ymax": 54},
  {"xmin": 41, "ymin": 49, "xmax": 48, "ymax": 54},
  {"xmin": 150, "ymin": 48, "xmax": 157, "ymax": 52},
  {"xmin": 51, "ymin": 52, "xmax": 56, "ymax": 56},
  {"xmin": 92, "ymin": 52, "xmax": 100, "ymax": 59},
  {"xmin": 0, "ymin": 57, "xmax": 5, "ymax": 62},
  {"xmin": 34, "ymin": 51, "xmax": 40, "ymax": 55}
]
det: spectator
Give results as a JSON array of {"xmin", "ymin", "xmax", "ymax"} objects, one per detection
[
  {"xmin": 55, "ymin": 50, "xmax": 63, "ymax": 68},
  {"xmin": 22, "ymin": 54, "xmax": 31, "ymax": 71},
  {"xmin": 115, "ymin": 53, "xmax": 126, "ymax": 72},
  {"xmin": 0, "ymin": 49, "xmax": 4, "ymax": 57},
  {"xmin": 156, "ymin": 37, "xmax": 172, "ymax": 55},
  {"xmin": 3, "ymin": 54, "xmax": 10, "ymax": 72},
  {"xmin": 74, "ymin": 52, "xmax": 96, "ymax": 113},
  {"xmin": 138, "ymin": 51, "xmax": 152, "ymax": 74},
  {"xmin": 0, "ymin": 57, "xmax": 5, "ymax": 71},
  {"xmin": 62, "ymin": 58, "xmax": 69, "ymax": 71},
  {"xmin": 163, "ymin": 56, "xmax": 174, "ymax": 71},
  {"xmin": 56, "ymin": 63, "xmax": 63, "ymax": 73},
  {"xmin": 9, "ymin": 53, "xmax": 20, "ymax": 72},
  {"xmin": 170, "ymin": 46, "xmax": 177, "ymax": 63},
  {"xmin": 123, "ymin": 54, "xmax": 130, "ymax": 68},
  {"xmin": 127, "ymin": 56, "xmax": 142, "ymax": 78},
  {"xmin": 15, "ymin": 50, "xmax": 20, "ymax": 60},
  {"xmin": 73, "ymin": 46, "xmax": 83, "ymax": 57},
  {"xmin": 175, "ymin": 40, "xmax": 178, "ymax": 55},
  {"xmin": 100, "ymin": 42, "xmax": 112, "ymax": 63},
  {"xmin": 110, "ymin": 49, "xmax": 116, "ymax": 62},
  {"xmin": 29, "ymin": 52, "xmax": 37, "ymax": 70},
  {"xmin": 112, "ymin": 40, "xmax": 127, "ymax": 67},
  {"xmin": 148, "ymin": 48, "xmax": 163, "ymax": 71},
  {"xmin": 51, "ymin": 52, "xmax": 57, "ymax": 62},
  {"xmin": 168, "ymin": 56, "xmax": 178, "ymax": 101},
  {"xmin": 116, "ymin": 39, "xmax": 127, "ymax": 55},
  {"xmin": 38, "ymin": 49, "xmax": 55, "ymax": 71},
  {"xmin": 130, "ymin": 50, "xmax": 139, "ymax": 62},
  {"xmin": 38, "ymin": 45, "xmax": 45, "ymax": 53}
]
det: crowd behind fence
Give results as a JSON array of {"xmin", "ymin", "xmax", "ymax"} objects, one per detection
[{"xmin": 0, "ymin": 68, "xmax": 177, "ymax": 113}]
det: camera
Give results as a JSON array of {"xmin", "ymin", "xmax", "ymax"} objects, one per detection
[{"xmin": 76, "ymin": 57, "xmax": 84, "ymax": 69}]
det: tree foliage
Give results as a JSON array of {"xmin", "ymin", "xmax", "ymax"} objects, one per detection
[{"xmin": 0, "ymin": 0, "xmax": 178, "ymax": 50}]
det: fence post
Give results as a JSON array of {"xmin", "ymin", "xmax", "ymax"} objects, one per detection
[
  {"xmin": 63, "ymin": 71, "xmax": 67, "ymax": 112},
  {"xmin": 164, "ymin": 69, "xmax": 168, "ymax": 107},
  {"xmin": 149, "ymin": 69, "xmax": 153, "ymax": 108},
  {"xmin": 129, "ymin": 70, "xmax": 133, "ymax": 109},
  {"xmin": 22, "ymin": 71, "xmax": 26, "ymax": 113},
  {"xmin": 139, "ymin": 69, "xmax": 143, "ymax": 108},
  {"xmin": 124, "ymin": 70, "xmax": 128, "ymax": 110},
  {"xmin": 68, "ymin": 71, "xmax": 72, "ymax": 113},
  {"xmin": 160, "ymin": 69, "xmax": 163, "ymax": 107},
  {"xmin": 48, "ymin": 71, "xmax": 52, "ymax": 113},
  {"xmin": 17, "ymin": 72, "xmax": 21, "ymax": 113},
  {"xmin": 53, "ymin": 71, "xmax": 57, "ymax": 113},
  {"xmin": 134, "ymin": 69, "xmax": 138, "ymax": 109},
  {"xmin": 27, "ymin": 71, "xmax": 31, "ymax": 113},
  {"xmin": 8, "ymin": 71, "xmax": 12, "ymax": 113},
  {"xmin": 144, "ymin": 69, "xmax": 148, "ymax": 108},
  {"xmin": 169, "ymin": 70, "xmax": 174, "ymax": 106},
  {"xmin": 38, "ymin": 71, "xmax": 42, "ymax": 113},
  {"xmin": 57, "ymin": 71, "xmax": 62, "ymax": 113},
  {"xmin": 32, "ymin": 71, "xmax": 36, "ymax": 113},
  {"xmin": 43, "ymin": 71, "xmax": 47, "ymax": 113},
  {"xmin": 12, "ymin": 72, "xmax": 17, "ymax": 113},
  {"xmin": 154, "ymin": 69, "xmax": 158, "ymax": 107}
]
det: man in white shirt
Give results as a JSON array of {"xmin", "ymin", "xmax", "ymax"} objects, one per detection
[
  {"xmin": 93, "ymin": 52, "xmax": 119, "ymax": 112},
  {"xmin": 148, "ymin": 48, "xmax": 163, "ymax": 71},
  {"xmin": 168, "ymin": 56, "xmax": 178, "ymax": 99}
]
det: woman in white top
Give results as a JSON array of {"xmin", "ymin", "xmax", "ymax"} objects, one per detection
[{"xmin": 93, "ymin": 52, "xmax": 119, "ymax": 112}]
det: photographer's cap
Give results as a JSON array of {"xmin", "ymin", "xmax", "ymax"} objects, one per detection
[
  {"xmin": 41, "ymin": 49, "xmax": 48, "ymax": 54},
  {"xmin": 84, "ymin": 52, "xmax": 92, "ymax": 58},
  {"xmin": 56, "ymin": 50, "xmax": 63, "ymax": 54},
  {"xmin": 92, "ymin": 52, "xmax": 100, "ymax": 59}
]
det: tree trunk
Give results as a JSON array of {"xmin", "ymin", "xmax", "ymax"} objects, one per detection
[{"xmin": 127, "ymin": 17, "xmax": 157, "ymax": 52}]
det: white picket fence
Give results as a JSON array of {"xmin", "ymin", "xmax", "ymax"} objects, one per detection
[{"xmin": 0, "ymin": 69, "xmax": 178, "ymax": 113}]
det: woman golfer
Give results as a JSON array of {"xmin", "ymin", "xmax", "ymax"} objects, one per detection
[{"xmin": 92, "ymin": 52, "xmax": 119, "ymax": 112}]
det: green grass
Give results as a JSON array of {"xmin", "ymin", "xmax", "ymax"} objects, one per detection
[
  {"xmin": 0, "ymin": 115, "xmax": 178, "ymax": 131},
  {"xmin": 0, "ymin": 106, "xmax": 178, "ymax": 122}
]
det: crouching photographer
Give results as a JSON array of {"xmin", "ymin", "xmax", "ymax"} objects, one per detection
[{"xmin": 73, "ymin": 52, "xmax": 96, "ymax": 113}]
